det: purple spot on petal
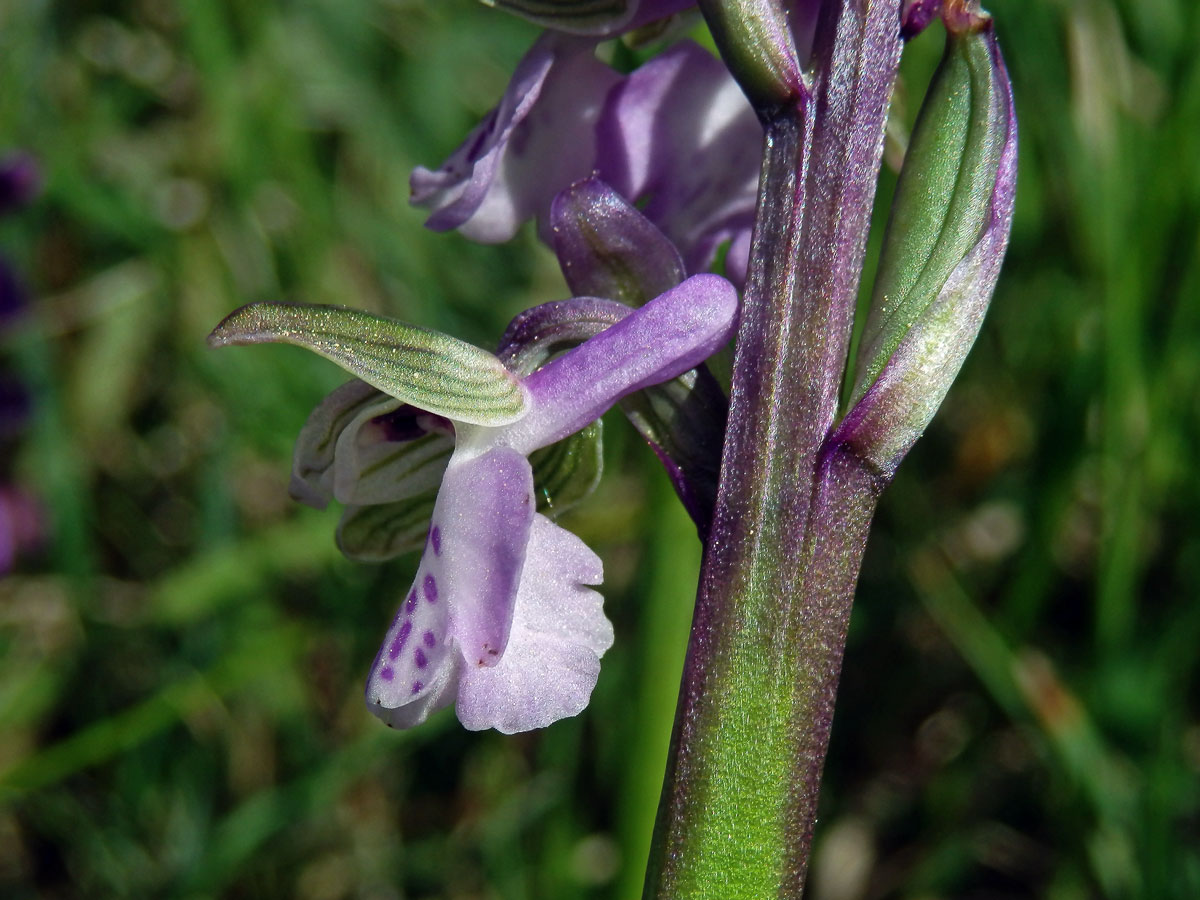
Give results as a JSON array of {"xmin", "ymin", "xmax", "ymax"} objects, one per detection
[
  {"xmin": 415, "ymin": 648, "xmax": 427, "ymax": 669},
  {"xmin": 423, "ymin": 574, "xmax": 438, "ymax": 603},
  {"xmin": 411, "ymin": 681, "xmax": 423, "ymax": 694},
  {"xmin": 423, "ymin": 630, "xmax": 436, "ymax": 648},
  {"xmin": 380, "ymin": 666, "xmax": 394, "ymax": 681},
  {"xmin": 405, "ymin": 589, "xmax": 417, "ymax": 614},
  {"xmin": 389, "ymin": 620, "xmax": 413, "ymax": 660},
  {"xmin": 430, "ymin": 525, "xmax": 441, "ymax": 556}
]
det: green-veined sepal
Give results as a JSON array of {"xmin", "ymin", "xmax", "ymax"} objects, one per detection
[
  {"xmin": 290, "ymin": 380, "xmax": 386, "ymax": 508},
  {"xmin": 529, "ymin": 421, "xmax": 603, "ymax": 517},
  {"xmin": 291, "ymin": 379, "xmax": 455, "ymax": 509},
  {"xmin": 337, "ymin": 496, "xmax": 438, "ymax": 562},
  {"xmin": 209, "ymin": 303, "xmax": 528, "ymax": 426}
]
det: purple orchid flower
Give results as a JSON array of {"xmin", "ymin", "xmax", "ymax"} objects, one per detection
[
  {"xmin": 0, "ymin": 152, "xmax": 39, "ymax": 218},
  {"xmin": 210, "ymin": 273, "xmax": 738, "ymax": 733},
  {"xmin": 0, "ymin": 486, "xmax": 41, "ymax": 573},
  {"xmin": 0, "ymin": 152, "xmax": 39, "ymax": 323},
  {"xmin": 411, "ymin": 34, "xmax": 761, "ymax": 283},
  {"xmin": 0, "ymin": 151, "xmax": 43, "ymax": 574}
]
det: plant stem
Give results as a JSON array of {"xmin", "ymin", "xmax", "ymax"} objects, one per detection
[{"xmin": 644, "ymin": 2, "xmax": 902, "ymax": 896}]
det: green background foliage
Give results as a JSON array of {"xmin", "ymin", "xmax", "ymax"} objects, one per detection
[{"xmin": 0, "ymin": 1, "xmax": 1196, "ymax": 897}]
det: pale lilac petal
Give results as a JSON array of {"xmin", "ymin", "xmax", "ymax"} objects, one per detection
[
  {"xmin": 438, "ymin": 447, "xmax": 535, "ymax": 666},
  {"xmin": 595, "ymin": 42, "xmax": 761, "ymax": 276},
  {"xmin": 410, "ymin": 41, "xmax": 553, "ymax": 236},
  {"xmin": 506, "ymin": 273, "xmax": 739, "ymax": 452},
  {"xmin": 411, "ymin": 33, "xmax": 620, "ymax": 243},
  {"xmin": 456, "ymin": 514, "xmax": 610, "ymax": 733}
]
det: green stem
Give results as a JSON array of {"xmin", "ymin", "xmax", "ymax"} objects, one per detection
[{"xmin": 643, "ymin": 2, "xmax": 903, "ymax": 896}]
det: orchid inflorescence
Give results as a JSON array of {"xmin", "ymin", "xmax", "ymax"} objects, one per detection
[{"xmin": 210, "ymin": 0, "xmax": 1015, "ymax": 890}]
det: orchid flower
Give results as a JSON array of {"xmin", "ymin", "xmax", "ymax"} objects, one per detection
[
  {"xmin": 209, "ymin": 273, "xmax": 737, "ymax": 733},
  {"xmin": 410, "ymin": 32, "xmax": 761, "ymax": 283}
]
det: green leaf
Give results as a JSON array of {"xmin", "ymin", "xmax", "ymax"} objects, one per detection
[{"xmin": 209, "ymin": 303, "xmax": 527, "ymax": 426}]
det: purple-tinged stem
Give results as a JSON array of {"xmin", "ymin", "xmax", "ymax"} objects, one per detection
[{"xmin": 644, "ymin": 1, "xmax": 903, "ymax": 896}]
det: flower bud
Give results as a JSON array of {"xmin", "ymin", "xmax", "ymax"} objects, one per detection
[
  {"xmin": 697, "ymin": 0, "xmax": 823, "ymax": 111},
  {"xmin": 837, "ymin": 5, "xmax": 1015, "ymax": 475},
  {"xmin": 550, "ymin": 177, "xmax": 686, "ymax": 306}
]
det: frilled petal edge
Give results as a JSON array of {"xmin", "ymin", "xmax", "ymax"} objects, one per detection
[
  {"xmin": 456, "ymin": 513, "xmax": 610, "ymax": 733},
  {"xmin": 365, "ymin": 448, "xmax": 535, "ymax": 728}
]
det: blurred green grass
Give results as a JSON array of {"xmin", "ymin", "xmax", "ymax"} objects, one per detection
[{"xmin": 0, "ymin": 1, "xmax": 1197, "ymax": 898}]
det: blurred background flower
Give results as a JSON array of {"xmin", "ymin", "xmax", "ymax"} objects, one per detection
[
  {"xmin": 0, "ymin": 2, "xmax": 1196, "ymax": 899},
  {"xmin": 0, "ymin": 151, "xmax": 44, "ymax": 575}
]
